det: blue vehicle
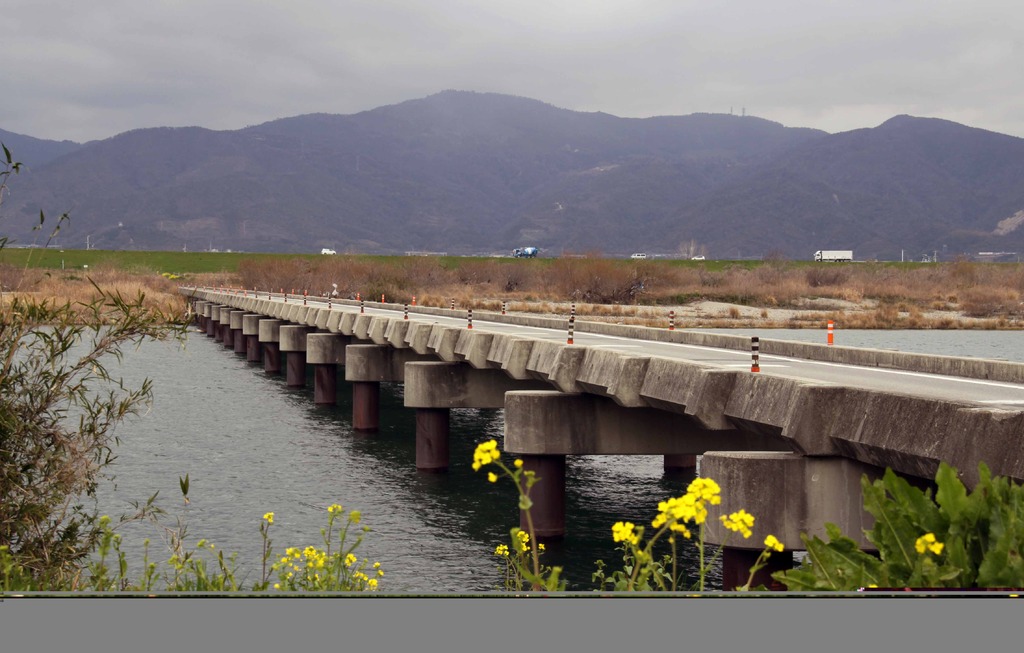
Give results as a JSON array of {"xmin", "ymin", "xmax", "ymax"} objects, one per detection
[{"xmin": 512, "ymin": 246, "xmax": 539, "ymax": 258}]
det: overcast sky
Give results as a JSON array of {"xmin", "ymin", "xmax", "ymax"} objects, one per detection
[{"xmin": 4, "ymin": 0, "xmax": 1022, "ymax": 142}]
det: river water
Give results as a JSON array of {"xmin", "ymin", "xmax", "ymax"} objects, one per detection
[{"xmin": 93, "ymin": 326, "xmax": 1022, "ymax": 592}]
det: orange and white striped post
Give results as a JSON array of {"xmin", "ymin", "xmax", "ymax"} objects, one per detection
[
  {"xmin": 669, "ymin": 310, "xmax": 675, "ymax": 330},
  {"xmin": 412, "ymin": 295, "xmax": 417, "ymax": 306},
  {"xmin": 450, "ymin": 298, "xmax": 456, "ymax": 310},
  {"xmin": 827, "ymin": 319, "xmax": 834, "ymax": 346},
  {"xmin": 381, "ymin": 294, "xmax": 385, "ymax": 303},
  {"xmin": 568, "ymin": 313, "xmax": 575, "ymax": 345},
  {"xmin": 501, "ymin": 301, "xmax": 507, "ymax": 315},
  {"xmin": 303, "ymin": 290, "xmax": 308, "ymax": 306},
  {"xmin": 751, "ymin": 336, "xmax": 760, "ymax": 372},
  {"xmin": 467, "ymin": 308, "xmax": 473, "ymax": 329},
  {"xmin": 404, "ymin": 304, "xmax": 409, "ymax": 320}
]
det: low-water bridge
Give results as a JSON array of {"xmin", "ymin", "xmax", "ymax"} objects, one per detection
[{"xmin": 181, "ymin": 287, "xmax": 1024, "ymax": 588}]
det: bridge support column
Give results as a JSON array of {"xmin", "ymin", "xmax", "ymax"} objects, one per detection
[
  {"xmin": 352, "ymin": 382, "xmax": 380, "ymax": 431},
  {"xmin": 220, "ymin": 307, "xmax": 234, "ymax": 346},
  {"xmin": 193, "ymin": 301, "xmax": 207, "ymax": 331},
  {"xmin": 243, "ymin": 314, "xmax": 263, "ymax": 363},
  {"xmin": 202, "ymin": 303, "xmax": 216, "ymax": 337},
  {"xmin": 664, "ymin": 454, "xmax": 698, "ymax": 477},
  {"xmin": 211, "ymin": 306, "xmax": 224, "ymax": 340},
  {"xmin": 415, "ymin": 408, "xmax": 449, "ymax": 471},
  {"xmin": 307, "ymin": 333, "xmax": 348, "ymax": 405},
  {"xmin": 404, "ymin": 362, "xmax": 552, "ymax": 472},
  {"xmin": 701, "ymin": 451, "xmax": 881, "ymax": 590},
  {"xmin": 345, "ymin": 345, "xmax": 438, "ymax": 433},
  {"xmin": 520, "ymin": 454, "xmax": 567, "ymax": 540},
  {"xmin": 259, "ymin": 319, "xmax": 283, "ymax": 375},
  {"xmin": 280, "ymin": 325, "xmax": 311, "ymax": 388},
  {"xmin": 230, "ymin": 311, "xmax": 247, "ymax": 355}
]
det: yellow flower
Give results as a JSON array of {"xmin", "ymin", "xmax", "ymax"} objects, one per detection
[
  {"xmin": 327, "ymin": 504, "xmax": 343, "ymax": 514},
  {"xmin": 487, "ymin": 472, "xmax": 498, "ymax": 483},
  {"xmin": 350, "ymin": 510, "xmax": 361, "ymax": 524},
  {"xmin": 263, "ymin": 512, "xmax": 274, "ymax": 525},
  {"xmin": 915, "ymin": 533, "xmax": 944, "ymax": 555},
  {"xmin": 345, "ymin": 553, "xmax": 358, "ymax": 567},
  {"xmin": 494, "ymin": 544, "xmax": 510, "ymax": 557},
  {"xmin": 611, "ymin": 521, "xmax": 640, "ymax": 546},
  {"xmin": 764, "ymin": 534, "xmax": 784, "ymax": 553},
  {"xmin": 514, "ymin": 459, "xmax": 524, "ymax": 469},
  {"xmin": 720, "ymin": 510, "xmax": 755, "ymax": 538},
  {"xmin": 368, "ymin": 578, "xmax": 379, "ymax": 590},
  {"xmin": 472, "ymin": 439, "xmax": 501, "ymax": 471}
]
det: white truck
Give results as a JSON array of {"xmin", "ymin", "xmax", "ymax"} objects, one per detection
[{"xmin": 814, "ymin": 250, "xmax": 853, "ymax": 262}]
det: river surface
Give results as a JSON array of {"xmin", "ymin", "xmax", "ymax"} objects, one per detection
[{"xmin": 93, "ymin": 327, "xmax": 1022, "ymax": 592}]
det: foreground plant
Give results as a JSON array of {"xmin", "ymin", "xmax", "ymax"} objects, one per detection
[
  {"xmin": 0, "ymin": 503, "xmax": 383, "ymax": 593},
  {"xmin": 592, "ymin": 478, "xmax": 784, "ymax": 592},
  {"xmin": 473, "ymin": 440, "xmax": 564, "ymax": 591},
  {"xmin": 264, "ymin": 504, "xmax": 383, "ymax": 592},
  {"xmin": 1, "ymin": 143, "xmax": 189, "ymax": 585},
  {"xmin": 775, "ymin": 461, "xmax": 1024, "ymax": 590}
]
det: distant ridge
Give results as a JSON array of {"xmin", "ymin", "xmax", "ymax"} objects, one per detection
[{"xmin": 2, "ymin": 90, "xmax": 1022, "ymax": 260}]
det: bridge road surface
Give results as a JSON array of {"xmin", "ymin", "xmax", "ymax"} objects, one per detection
[{"xmin": 248, "ymin": 294, "xmax": 1024, "ymax": 411}]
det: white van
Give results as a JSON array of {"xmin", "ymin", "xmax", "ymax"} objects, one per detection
[
  {"xmin": 630, "ymin": 253, "xmax": 647, "ymax": 260},
  {"xmin": 321, "ymin": 248, "xmax": 337, "ymax": 255}
]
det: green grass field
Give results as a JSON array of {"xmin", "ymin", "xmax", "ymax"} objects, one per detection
[
  {"xmin": 0, "ymin": 248, "xmax": 308, "ymax": 274},
  {"xmin": 0, "ymin": 247, "xmax": 939, "ymax": 276}
]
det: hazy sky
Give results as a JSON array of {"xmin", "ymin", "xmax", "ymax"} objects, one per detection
[{"xmin": 4, "ymin": 0, "xmax": 1022, "ymax": 142}]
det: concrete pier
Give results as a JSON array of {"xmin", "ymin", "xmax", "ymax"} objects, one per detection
[
  {"xmin": 352, "ymin": 381, "xmax": 380, "ymax": 431},
  {"xmin": 403, "ymin": 362, "xmax": 552, "ymax": 472},
  {"xmin": 230, "ymin": 310, "xmax": 247, "ymax": 354},
  {"xmin": 701, "ymin": 451, "xmax": 881, "ymax": 590},
  {"xmin": 210, "ymin": 305, "xmax": 223, "ymax": 340},
  {"xmin": 242, "ymin": 314, "xmax": 263, "ymax": 363},
  {"xmin": 280, "ymin": 325, "xmax": 311, "ymax": 387},
  {"xmin": 415, "ymin": 408, "xmax": 450, "ymax": 471},
  {"xmin": 258, "ymin": 318, "xmax": 283, "ymax": 375},
  {"xmin": 345, "ymin": 344, "xmax": 436, "ymax": 433},
  {"xmin": 306, "ymin": 333, "xmax": 348, "ymax": 404},
  {"xmin": 520, "ymin": 454, "xmax": 567, "ymax": 540}
]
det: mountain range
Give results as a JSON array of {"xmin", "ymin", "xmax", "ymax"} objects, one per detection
[{"xmin": 2, "ymin": 90, "xmax": 1023, "ymax": 261}]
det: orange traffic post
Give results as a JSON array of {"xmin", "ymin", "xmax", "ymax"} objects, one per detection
[{"xmin": 827, "ymin": 319, "xmax": 835, "ymax": 345}]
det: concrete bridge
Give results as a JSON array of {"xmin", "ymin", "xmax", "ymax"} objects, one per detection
[{"xmin": 181, "ymin": 287, "xmax": 1024, "ymax": 589}]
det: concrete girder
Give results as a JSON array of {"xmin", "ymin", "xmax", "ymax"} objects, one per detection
[
  {"xmin": 503, "ymin": 391, "xmax": 789, "ymax": 456},
  {"xmin": 701, "ymin": 452, "xmax": 881, "ymax": 551},
  {"xmin": 453, "ymin": 331, "xmax": 500, "ymax": 370},
  {"xmin": 487, "ymin": 334, "xmax": 536, "ymax": 380},
  {"xmin": 573, "ymin": 348, "xmax": 651, "ymax": 408},
  {"xmin": 404, "ymin": 362, "xmax": 552, "ymax": 409},
  {"xmin": 345, "ymin": 344, "xmax": 437, "ymax": 383}
]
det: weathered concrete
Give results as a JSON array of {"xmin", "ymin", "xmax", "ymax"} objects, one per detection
[
  {"xmin": 403, "ymin": 362, "xmax": 552, "ymax": 473},
  {"xmin": 280, "ymin": 325, "xmax": 311, "ymax": 387},
  {"xmin": 230, "ymin": 311, "xmax": 247, "ymax": 354},
  {"xmin": 307, "ymin": 333, "xmax": 348, "ymax": 405},
  {"xmin": 701, "ymin": 452, "xmax": 881, "ymax": 551},
  {"xmin": 503, "ymin": 391, "xmax": 790, "ymax": 456},
  {"xmin": 404, "ymin": 362, "xmax": 552, "ymax": 409},
  {"xmin": 520, "ymin": 454, "xmax": 567, "ymax": 539},
  {"xmin": 258, "ymin": 318, "xmax": 283, "ymax": 374},
  {"xmin": 415, "ymin": 408, "xmax": 450, "ymax": 471},
  {"xmin": 344, "ymin": 345, "xmax": 436, "ymax": 383},
  {"xmin": 242, "ymin": 314, "xmax": 263, "ymax": 363}
]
